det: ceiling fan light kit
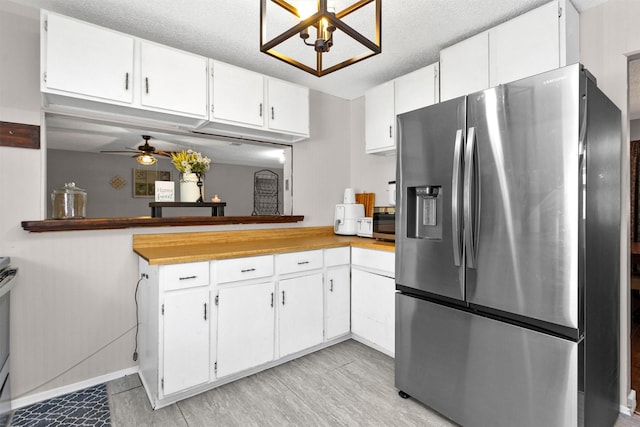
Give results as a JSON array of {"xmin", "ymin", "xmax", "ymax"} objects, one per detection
[
  {"xmin": 136, "ymin": 153, "xmax": 157, "ymax": 165},
  {"xmin": 260, "ymin": 0, "xmax": 381, "ymax": 77}
]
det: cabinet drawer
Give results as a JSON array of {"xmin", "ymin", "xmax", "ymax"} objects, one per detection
[
  {"xmin": 351, "ymin": 247, "xmax": 395, "ymax": 277},
  {"xmin": 324, "ymin": 247, "xmax": 350, "ymax": 267},
  {"xmin": 277, "ymin": 250, "xmax": 323, "ymax": 275},
  {"xmin": 160, "ymin": 262, "xmax": 210, "ymax": 291},
  {"xmin": 216, "ymin": 255, "xmax": 274, "ymax": 284}
]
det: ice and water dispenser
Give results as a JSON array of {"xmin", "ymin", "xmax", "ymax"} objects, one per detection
[{"xmin": 407, "ymin": 185, "xmax": 442, "ymax": 240}]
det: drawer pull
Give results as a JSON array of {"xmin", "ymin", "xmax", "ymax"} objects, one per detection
[
  {"xmin": 204, "ymin": 303, "xmax": 207, "ymax": 321},
  {"xmin": 330, "ymin": 279, "xmax": 334, "ymax": 292},
  {"xmin": 282, "ymin": 290, "xmax": 286, "ymax": 305},
  {"xmin": 297, "ymin": 261, "xmax": 310, "ymax": 265},
  {"xmin": 270, "ymin": 292, "xmax": 274, "ymax": 308},
  {"xmin": 241, "ymin": 268, "xmax": 256, "ymax": 273},
  {"xmin": 179, "ymin": 275, "xmax": 197, "ymax": 280}
]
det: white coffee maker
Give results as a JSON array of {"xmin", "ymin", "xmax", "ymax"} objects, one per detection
[{"xmin": 334, "ymin": 188, "xmax": 364, "ymax": 235}]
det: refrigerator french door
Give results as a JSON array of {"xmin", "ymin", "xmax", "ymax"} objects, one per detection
[{"xmin": 395, "ymin": 64, "xmax": 620, "ymax": 427}]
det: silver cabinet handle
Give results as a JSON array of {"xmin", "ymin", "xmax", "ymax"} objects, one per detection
[
  {"xmin": 451, "ymin": 129, "xmax": 464, "ymax": 268},
  {"xmin": 329, "ymin": 279, "xmax": 334, "ymax": 292},
  {"xmin": 259, "ymin": 103, "xmax": 263, "ymax": 117},
  {"xmin": 145, "ymin": 77, "xmax": 149, "ymax": 94},
  {"xmin": 389, "ymin": 125, "xmax": 392, "ymax": 138},
  {"xmin": 125, "ymin": 72, "xmax": 129, "ymax": 90},
  {"xmin": 282, "ymin": 290, "xmax": 285, "ymax": 305},
  {"xmin": 463, "ymin": 126, "xmax": 478, "ymax": 270},
  {"xmin": 271, "ymin": 292, "xmax": 274, "ymax": 308},
  {"xmin": 204, "ymin": 303, "xmax": 207, "ymax": 320},
  {"xmin": 179, "ymin": 275, "xmax": 196, "ymax": 280},
  {"xmin": 271, "ymin": 106, "xmax": 275, "ymax": 120},
  {"xmin": 297, "ymin": 260, "xmax": 309, "ymax": 265},
  {"xmin": 241, "ymin": 268, "xmax": 256, "ymax": 273}
]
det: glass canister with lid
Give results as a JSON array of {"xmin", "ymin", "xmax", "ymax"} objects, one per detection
[{"xmin": 51, "ymin": 182, "xmax": 87, "ymax": 219}]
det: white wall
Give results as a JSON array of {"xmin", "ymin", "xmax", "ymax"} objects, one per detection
[
  {"xmin": 0, "ymin": 0, "xmax": 352, "ymax": 405},
  {"xmin": 581, "ymin": 0, "xmax": 640, "ymax": 411},
  {"xmin": 631, "ymin": 119, "xmax": 640, "ymax": 141},
  {"xmin": 349, "ymin": 97, "xmax": 396, "ymax": 207}
]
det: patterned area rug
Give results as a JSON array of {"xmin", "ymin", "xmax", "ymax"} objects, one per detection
[{"xmin": 10, "ymin": 384, "xmax": 111, "ymax": 427}]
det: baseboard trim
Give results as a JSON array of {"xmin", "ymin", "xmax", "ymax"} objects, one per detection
[
  {"xmin": 351, "ymin": 334, "xmax": 395, "ymax": 358},
  {"xmin": 11, "ymin": 366, "xmax": 139, "ymax": 410}
]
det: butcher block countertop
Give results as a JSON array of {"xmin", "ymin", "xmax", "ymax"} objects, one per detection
[{"xmin": 133, "ymin": 226, "xmax": 395, "ymax": 265}]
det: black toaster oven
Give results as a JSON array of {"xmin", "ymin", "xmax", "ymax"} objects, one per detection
[{"xmin": 372, "ymin": 207, "xmax": 395, "ymax": 241}]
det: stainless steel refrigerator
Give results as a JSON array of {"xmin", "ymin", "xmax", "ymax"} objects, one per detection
[{"xmin": 395, "ymin": 64, "xmax": 621, "ymax": 427}]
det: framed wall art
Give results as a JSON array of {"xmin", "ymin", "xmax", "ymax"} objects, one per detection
[{"xmin": 133, "ymin": 169, "xmax": 171, "ymax": 198}]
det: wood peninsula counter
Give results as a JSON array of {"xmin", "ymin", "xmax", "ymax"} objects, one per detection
[{"xmin": 133, "ymin": 226, "xmax": 394, "ymax": 265}]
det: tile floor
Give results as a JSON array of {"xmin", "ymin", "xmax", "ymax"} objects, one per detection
[{"xmin": 105, "ymin": 339, "xmax": 640, "ymax": 427}]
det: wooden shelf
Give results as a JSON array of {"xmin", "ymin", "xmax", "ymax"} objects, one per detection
[{"xmin": 21, "ymin": 215, "xmax": 304, "ymax": 232}]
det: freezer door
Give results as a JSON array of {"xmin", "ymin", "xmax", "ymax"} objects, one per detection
[
  {"xmin": 396, "ymin": 97, "xmax": 466, "ymax": 301},
  {"xmin": 395, "ymin": 294, "xmax": 579, "ymax": 427},
  {"xmin": 465, "ymin": 65, "xmax": 581, "ymax": 329}
]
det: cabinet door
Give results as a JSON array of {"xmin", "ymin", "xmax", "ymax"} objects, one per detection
[
  {"xmin": 211, "ymin": 61, "xmax": 264, "ymax": 127},
  {"xmin": 45, "ymin": 13, "xmax": 134, "ymax": 103},
  {"xmin": 440, "ymin": 31, "xmax": 489, "ymax": 101},
  {"xmin": 267, "ymin": 79, "xmax": 310, "ymax": 135},
  {"xmin": 395, "ymin": 63, "xmax": 440, "ymax": 115},
  {"xmin": 365, "ymin": 81, "xmax": 395, "ymax": 154},
  {"xmin": 489, "ymin": 1, "xmax": 560, "ymax": 87},
  {"xmin": 279, "ymin": 273, "xmax": 324, "ymax": 357},
  {"xmin": 162, "ymin": 289, "xmax": 210, "ymax": 395},
  {"xmin": 216, "ymin": 281, "xmax": 275, "ymax": 378},
  {"xmin": 140, "ymin": 42, "xmax": 208, "ymax": 117},
  {"xmin": 351, "ymin": 268, "xmax": 395, "ymax": 355},
  {"xmin": 325, "ymin": 266, "xmax": 351, "ymax": 340}
]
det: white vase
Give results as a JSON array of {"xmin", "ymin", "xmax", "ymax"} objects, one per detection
[{"xmin": 179, "ymin": 173, "xmax": 201, "ymax": 202}]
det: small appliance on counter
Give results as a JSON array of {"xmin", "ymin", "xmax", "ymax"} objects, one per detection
[
  {"xmin": 388, "ymin": 181, "xmax": 396, "ymax": 206},
  {"xmin": 334, "ymin": 188, "xmax": 364, "ymax": 235},
  {"xmin": 372, "ymin": 206, "xmax": 396, "ymax": 241},
  {"xmin": 356, "ymin": 217, "xmax": 373, "ymax": 237}
]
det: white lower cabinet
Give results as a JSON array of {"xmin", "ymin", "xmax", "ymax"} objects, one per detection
[
  {"xmin": 138, "ymin": 260, "xmax": 211, "ymax": 408},
  {"xmin": 278, "ymin": 273, "xmax": 324, "ymax": 357},
  {"xmin": 350, "ymin": 247, "xmax": 396, "ymax": 356},
  {"xmin": 139, "ymin": 245, "xmax": 394, "ymax": 409},
  {"xmin": 325, "ymin": 247, "xmax": 351, "ymax": 340},
  {"xmin": 162, "ymin": 288, "xmax": 210, "ymax": 395},
  {"xmin": 216, "ymin": 281, "xmax": 275, "ymax": 378}
]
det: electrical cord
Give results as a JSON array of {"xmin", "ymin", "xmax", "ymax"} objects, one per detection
[{"xmin": 133, "ymin": 274, "xmax": 146, "ymax": 361}]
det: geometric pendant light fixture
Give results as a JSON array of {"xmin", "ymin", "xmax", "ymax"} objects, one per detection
[{"xmin": 260, "ymin": 0, "xmax": 381, "ymax": 77}]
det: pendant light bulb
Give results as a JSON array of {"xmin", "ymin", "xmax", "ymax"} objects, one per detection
[{"xmin": 137, "ymin": 153, "xmax": 157, "ymax": 165}]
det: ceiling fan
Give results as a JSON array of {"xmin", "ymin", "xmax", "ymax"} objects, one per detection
[{"xmin": 100, "ymin": 135, "xmax": 174, "ymax": 165}]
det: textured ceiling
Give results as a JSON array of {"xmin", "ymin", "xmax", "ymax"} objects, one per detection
[{"xmin": 11, "ymin": 0, "xmax": 608, "ymax": 100}]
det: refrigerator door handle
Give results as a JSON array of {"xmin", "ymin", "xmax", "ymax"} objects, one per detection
[
  {"xmin": 451, "ymin": 129, "xmax": 464, "ymax": 267},
  {"xmin": 464, "ymin": 126, "xmax": 478, "ymax": 269}
]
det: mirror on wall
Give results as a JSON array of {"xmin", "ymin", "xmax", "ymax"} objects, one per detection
[{"xmin": 44, "ymin": 114, "xmax": 292, "ymax": 218}]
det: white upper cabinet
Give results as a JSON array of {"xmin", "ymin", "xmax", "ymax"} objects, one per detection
[
  {"xmin": 44, "ymin": 13, "xmax": 134, "ymax": 104},
  {"xmin": 440, "ymin": 0, "xmax": 578, "ymax": 101},
  {"xmin": 210, "ymin": 61, "xmax": 264, "ymax": 127},
  {"xmin": 42, "ymin": 11, "xmax": 209, "ymax": 125},
  {"xmin": 440, "ymin": 32, "xmax": 490, "ymax": 102},
  {"xmin": 395, "ymin": 63, "xmax": 440, "ymax": 115},
  {"xmin": 139, "ymin": 42, "xmax": 208, "ymax": 118},
  {"xmin": 489, "ymin": 0, "xmax": 578, "ymax": 86},
  {"xmin": 267, "ymin": 78, "xmax": 310, "ymax": 136},
  {"xmin": 205, "ymin": 60, "xmax": 310, "ymax": 142},
  {"xmin": 366, "ymin": 62, "xmax": 440, "ymax": 155},
  {"xmin": 365, "ymin": 80, "xmax": 395, "ymax": 155}
]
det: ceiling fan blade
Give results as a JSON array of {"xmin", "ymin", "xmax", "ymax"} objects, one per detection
[
  {"xmin": 100, "ymin": 149, "xmax": 141, "ymax": 154},
  {"xmin": 155, "ymin": 150, "xmax": 176, "ymax": 157}
]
